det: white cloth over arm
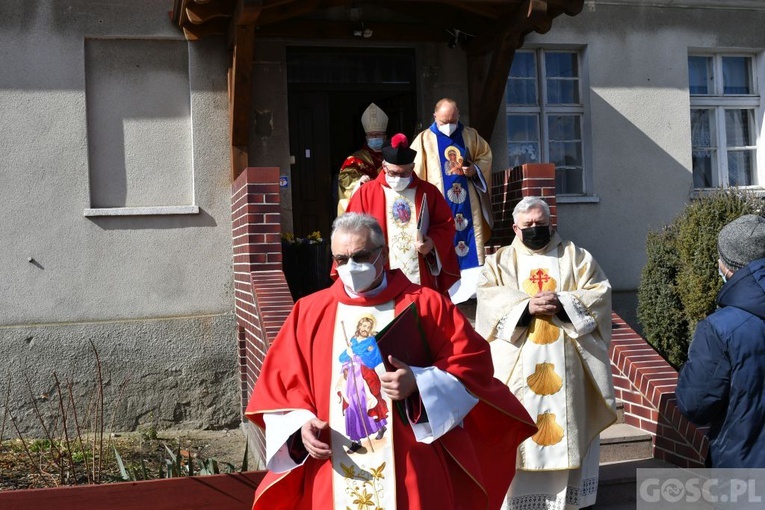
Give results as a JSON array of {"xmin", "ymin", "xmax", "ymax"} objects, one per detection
[
  {"xmin": 262, "ymin": 409, "xmax": 316, "ymax": 473},
  {"xmin": 408, "ymin": 365, "xmax": 479, "ymax": 443}
]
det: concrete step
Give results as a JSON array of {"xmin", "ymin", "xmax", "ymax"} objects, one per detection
[
  {"xmin": 596, "ymin": 457, "xmax": 675, "ymax": 509},
  {"xmin": 600, "ymin": 422, "xmax": 653, "ymax": 464},
  {"xmin": 615, "ymin": 399, "xmax": 625, "ymax": 424}
]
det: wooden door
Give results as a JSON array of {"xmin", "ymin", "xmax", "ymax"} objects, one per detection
[{"xmin": 288, "ymin": 91, "xmax": 332, "ymax": 238}]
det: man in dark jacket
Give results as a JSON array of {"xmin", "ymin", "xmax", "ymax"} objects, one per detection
[{"xmin": 676, "ymin": 214, "xmax": 765, "ymax": 467}]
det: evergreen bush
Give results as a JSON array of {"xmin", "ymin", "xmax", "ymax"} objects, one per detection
[{"xmin": 637, "ymin": 190, "xmax": 762, "ymax": 368}]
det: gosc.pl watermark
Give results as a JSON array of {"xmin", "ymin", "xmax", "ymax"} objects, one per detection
[{"xmin": 638, "ymin": 469, "xmax": 765, "ymax": 509}]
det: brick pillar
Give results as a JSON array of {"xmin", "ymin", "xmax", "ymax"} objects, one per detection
[
  {"xmin": 232, "ymin": 168, "xmax": 295, "ymax": 464},
  {"xmin": 490, "ymin": 163, "xmax": 557, "ymax": 249},
  {"xmin": 232, "ymin": 167, "xmax": 281, "ymax": 413}
]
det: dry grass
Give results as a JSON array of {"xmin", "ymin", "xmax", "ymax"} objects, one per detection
[{"xmin": 0, "ymin": 429, "xmax": 251, "ymax": 491}]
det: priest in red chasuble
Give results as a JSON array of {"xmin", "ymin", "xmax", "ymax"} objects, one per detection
[
  {"xmin": 345, "ymin": 133, "xmax": 460, "ymax": 295},
  {"xmin": 246, "ymin": 213, "xmax": 536, "ymax": 510}
]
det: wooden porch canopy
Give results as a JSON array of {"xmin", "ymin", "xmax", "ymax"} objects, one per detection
[{"xmin": 170, "ymin": 0, "xmax": 585, "ymax": 178}]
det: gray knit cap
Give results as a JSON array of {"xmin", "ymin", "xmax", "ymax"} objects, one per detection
[{"xmin": 717, "ymin": 214, "xmax": 765, "ymax": 271}]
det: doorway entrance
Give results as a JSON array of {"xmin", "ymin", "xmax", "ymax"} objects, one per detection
[{"xmin": 287, "ymin": 47, "xmax": 418, "ymax": 240}]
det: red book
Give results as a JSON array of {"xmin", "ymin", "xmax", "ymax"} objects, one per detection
[{"xmin": 375, "ymin": 302, "xmax": 432, "ymax": 371}]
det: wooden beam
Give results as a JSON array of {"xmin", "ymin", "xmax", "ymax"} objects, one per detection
[
  {"xmin": 185, "ymin": 0, "xmax": 236, "ymax": 24},
  {"xmin": 469, "ymin": 31, "xmax": 518, "ymax": 141},
  {"xmin": 466, "ymin": 1, "xmax": 535, "ymax": 140},
  {"xmin": 182, "ymin": 18, "xmax": 230, "ymax": 40},
  {"xmin": 229, "ymin": 23, "xmax": 255, "ymax": 179}
]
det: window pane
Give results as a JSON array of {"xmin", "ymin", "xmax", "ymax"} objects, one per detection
[
  {"xmin": 510, "ymin": 52, "xmax": 536, "ymax": 78},
  {"xmin": 556, "ymin": 167, "xmax": 584, "ymax": 195},
  {"xmin": 725, "ymin": 109, "xmax": 753, "ymax": 147},
  {"xmin": 508, "ymin": 142, "xmax": 539, "ymax": 166},
  {"xmin": 546, "ymin": 79, "xmax": 578, "ymax": 104},
  {"xmin": 690, "ymin": 109, "xmax": 716, "ymax": 150},
  {"xmin": 722, "ymin": 56, "xmax": 751, "ymax": 94},
  {"xmin": 548, "ymin": 115, "xmax": 581, "ymax": 140},
  {"xmin": 546, "ymin": 52, "xmax": 579, "ymax": 104},
  {"xmin": 688, "ymin": 56, "xmax": 712, "ymax": 95},
  {"xmin": 727, "ymin": 150, "xmax": 753, "ymax": 186},
  {"xmin": 549, "ymin": 142, "xmax": 582, "ymax": 168},
  {"xmin": 545, "ymin": 52, "xmax": 578, "ymax": 78},
  {"xmin": 507, "ymin": 78, "xmax": 537, "ymax": 105},
  {"xmin": 692, "ymin": 149, "xmax": 716, "ymax": 188},
  {"xmin": 507, "ymin": 115, "xmax": 539, "ymax": 142},
  {"xmin": 507, "ymin": 52, "xmax": 538, "ymax": 105},
  {"xmin": 691, "ymin": 109, "xmax": 717, "ymax": 188},
  {"xmin": 507, "ymin": 115, "xmax": 539, "ymax": 166}
]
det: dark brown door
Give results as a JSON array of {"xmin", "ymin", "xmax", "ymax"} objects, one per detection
[
  {"xmin": 287, "ymin": 48, "xmax": 417, "ymax": 240},
  {"xmin": 288, "ymin": 91, "xmax": 332, "ymax": 238}
]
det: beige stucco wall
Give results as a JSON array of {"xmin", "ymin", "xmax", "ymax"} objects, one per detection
[{"xmin": 0, "ymin": 0, "xmax": 238, "ymax": 434}]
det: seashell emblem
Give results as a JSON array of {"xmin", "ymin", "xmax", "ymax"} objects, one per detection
[
  {"xmin": 531, "ymin": 412, "xmax": 564, "ymax": 446},
  {"xmin": 528, "ymin": 316, "xmax": 560, "ymax": 345},
  {"xmin": 527, "ymin": 362, "xmax": 562, "ymax": 395}
]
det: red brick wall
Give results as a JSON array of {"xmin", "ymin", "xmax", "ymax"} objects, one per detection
[
  {"xmin": 232, "ymin": 167, "xmax": 294, "ymax": 458},
  {"xmin": 610, "ymin": 314, "xmax": 708, "ymax": 467}
]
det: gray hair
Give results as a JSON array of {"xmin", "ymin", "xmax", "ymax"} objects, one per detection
[
  {"xmin": 331, "ymin": 213, "xmax": 386, "ymax": 247},
  {"xmin": 513, "ymin": 197, "xmax": 551, "ymax": 224}
]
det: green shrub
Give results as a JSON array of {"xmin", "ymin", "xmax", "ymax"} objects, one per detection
[{"xmin": 637, "ymin": 190, "xmax": 762, "ymax": 368}]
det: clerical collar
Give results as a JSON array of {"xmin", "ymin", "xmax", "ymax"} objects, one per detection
[{"xmin": 343, "ymin": 273, "xmax": 388, "ymax": 299}]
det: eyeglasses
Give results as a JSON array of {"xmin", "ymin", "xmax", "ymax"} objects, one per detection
[
  {"xmin": 333, "ymin": 246, "xmax": 383, "ymax": 266},
  {"xmin": 383, "ymin": 163, "xmax": 414, "ymax": 178}
]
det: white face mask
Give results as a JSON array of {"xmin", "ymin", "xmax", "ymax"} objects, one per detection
[
  {"xmin": 718, "ymin": 267, "xmax": 728, "ymax": 283},
  {"xmin": 438, "ymin": 123, "xmax": 458, "ymax": 136},
  {"xmin": 367, "ymin": 137, "xmax": 384, "ymax": 150},
  {"xmin": 385, "ymin": 174, "xmax": 411, "ymax": 192},
  {"xmin": 336, "ymin": 251, "xmax": 382, "ymax": 294}
]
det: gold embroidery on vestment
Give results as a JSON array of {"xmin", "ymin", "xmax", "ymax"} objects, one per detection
[
  {"xmin": 528, "ymin": 316, "xmax": 560, "ymax": 345},
  {"xmin": 532, "ymin": 412, "xmax": 564, "ymax": 446},
  {"xmin": 527, "ymin": 362, "xmax": 563, "ymax": 395}
]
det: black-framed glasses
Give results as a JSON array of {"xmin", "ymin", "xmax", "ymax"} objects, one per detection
[{"xmin": 333, "ymin": 245, "xmax": 383, "ymax": 266}]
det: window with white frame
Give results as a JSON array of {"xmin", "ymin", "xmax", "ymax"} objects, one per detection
[
  {"xmin": 506, "ymin": 49, "xmax": 585, "ymax": 195},
  {"xmin": 689, "ymin": 54, "xmax": 760, "ymax": 188}
]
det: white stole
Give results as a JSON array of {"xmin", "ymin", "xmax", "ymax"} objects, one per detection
[
  {"xmin": 516, "ymin": 248, "xmax": 570, "ymax": 470},
  {"xmin": 330, "ymin": 302, "xmax": 397, "ymax": 509},
  {"xmin": 382, "ymin": 187, "xmax": 420, "ymax": 284}
]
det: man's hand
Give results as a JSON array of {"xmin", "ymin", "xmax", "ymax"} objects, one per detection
[
  {"xmin": 380, "ymin": 356, "xmax": 416, "ymax": 400},
  {"xmin": 415, "ymin": 235, "xmax": 434, "ymax": 255},
  {"xmin": 528, "ymin": 291, "xmax": 561, "ymax": 316},
  {"xmin": 301, "ymin": 418, "xmax": 331, "ymax": 459},
  {"xmin": 358, "ymin": 175, "xmax": 371, "ymax": 185},
  {"xmin": 461, "ymin": 164, "xmax": 476, "ymax": 177}
]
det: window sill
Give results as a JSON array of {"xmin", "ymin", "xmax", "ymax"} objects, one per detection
[
  {"xmin": 84, "ymin": 206, "xmax": 200, "ymax": 217},
  {"xmin": 556, "ymin": 195, "xmax": 600, "ymax": 204},
  {"xmin": 690, "ymin": 187, "xmax": 765, "ymax": 199}
]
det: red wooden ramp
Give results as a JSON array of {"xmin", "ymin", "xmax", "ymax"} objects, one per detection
[{"xmin": 0, "ymin": 471, "xmax": 265, "ymax": 510}]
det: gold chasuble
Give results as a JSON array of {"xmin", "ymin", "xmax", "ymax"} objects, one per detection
[
  {"xmin": 475, "ymin": 233, "xmax": 617, "ymax": 509},
  {"xmin": 382, "ymin": 187, "xmax": 420, "ymax": 284},
  {"xmin": 330, "ymin": 302, "xmax": 397, "ymax": 509}
]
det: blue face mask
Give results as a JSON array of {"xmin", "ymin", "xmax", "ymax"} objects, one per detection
[{"xmin": 367, "ymin": 137, "xmax": 384, "ymax": 150}]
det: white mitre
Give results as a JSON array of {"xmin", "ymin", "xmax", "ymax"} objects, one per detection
[{"xmin": 361, "ymin": 103, "xmax": 388, "ymax": 133}]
